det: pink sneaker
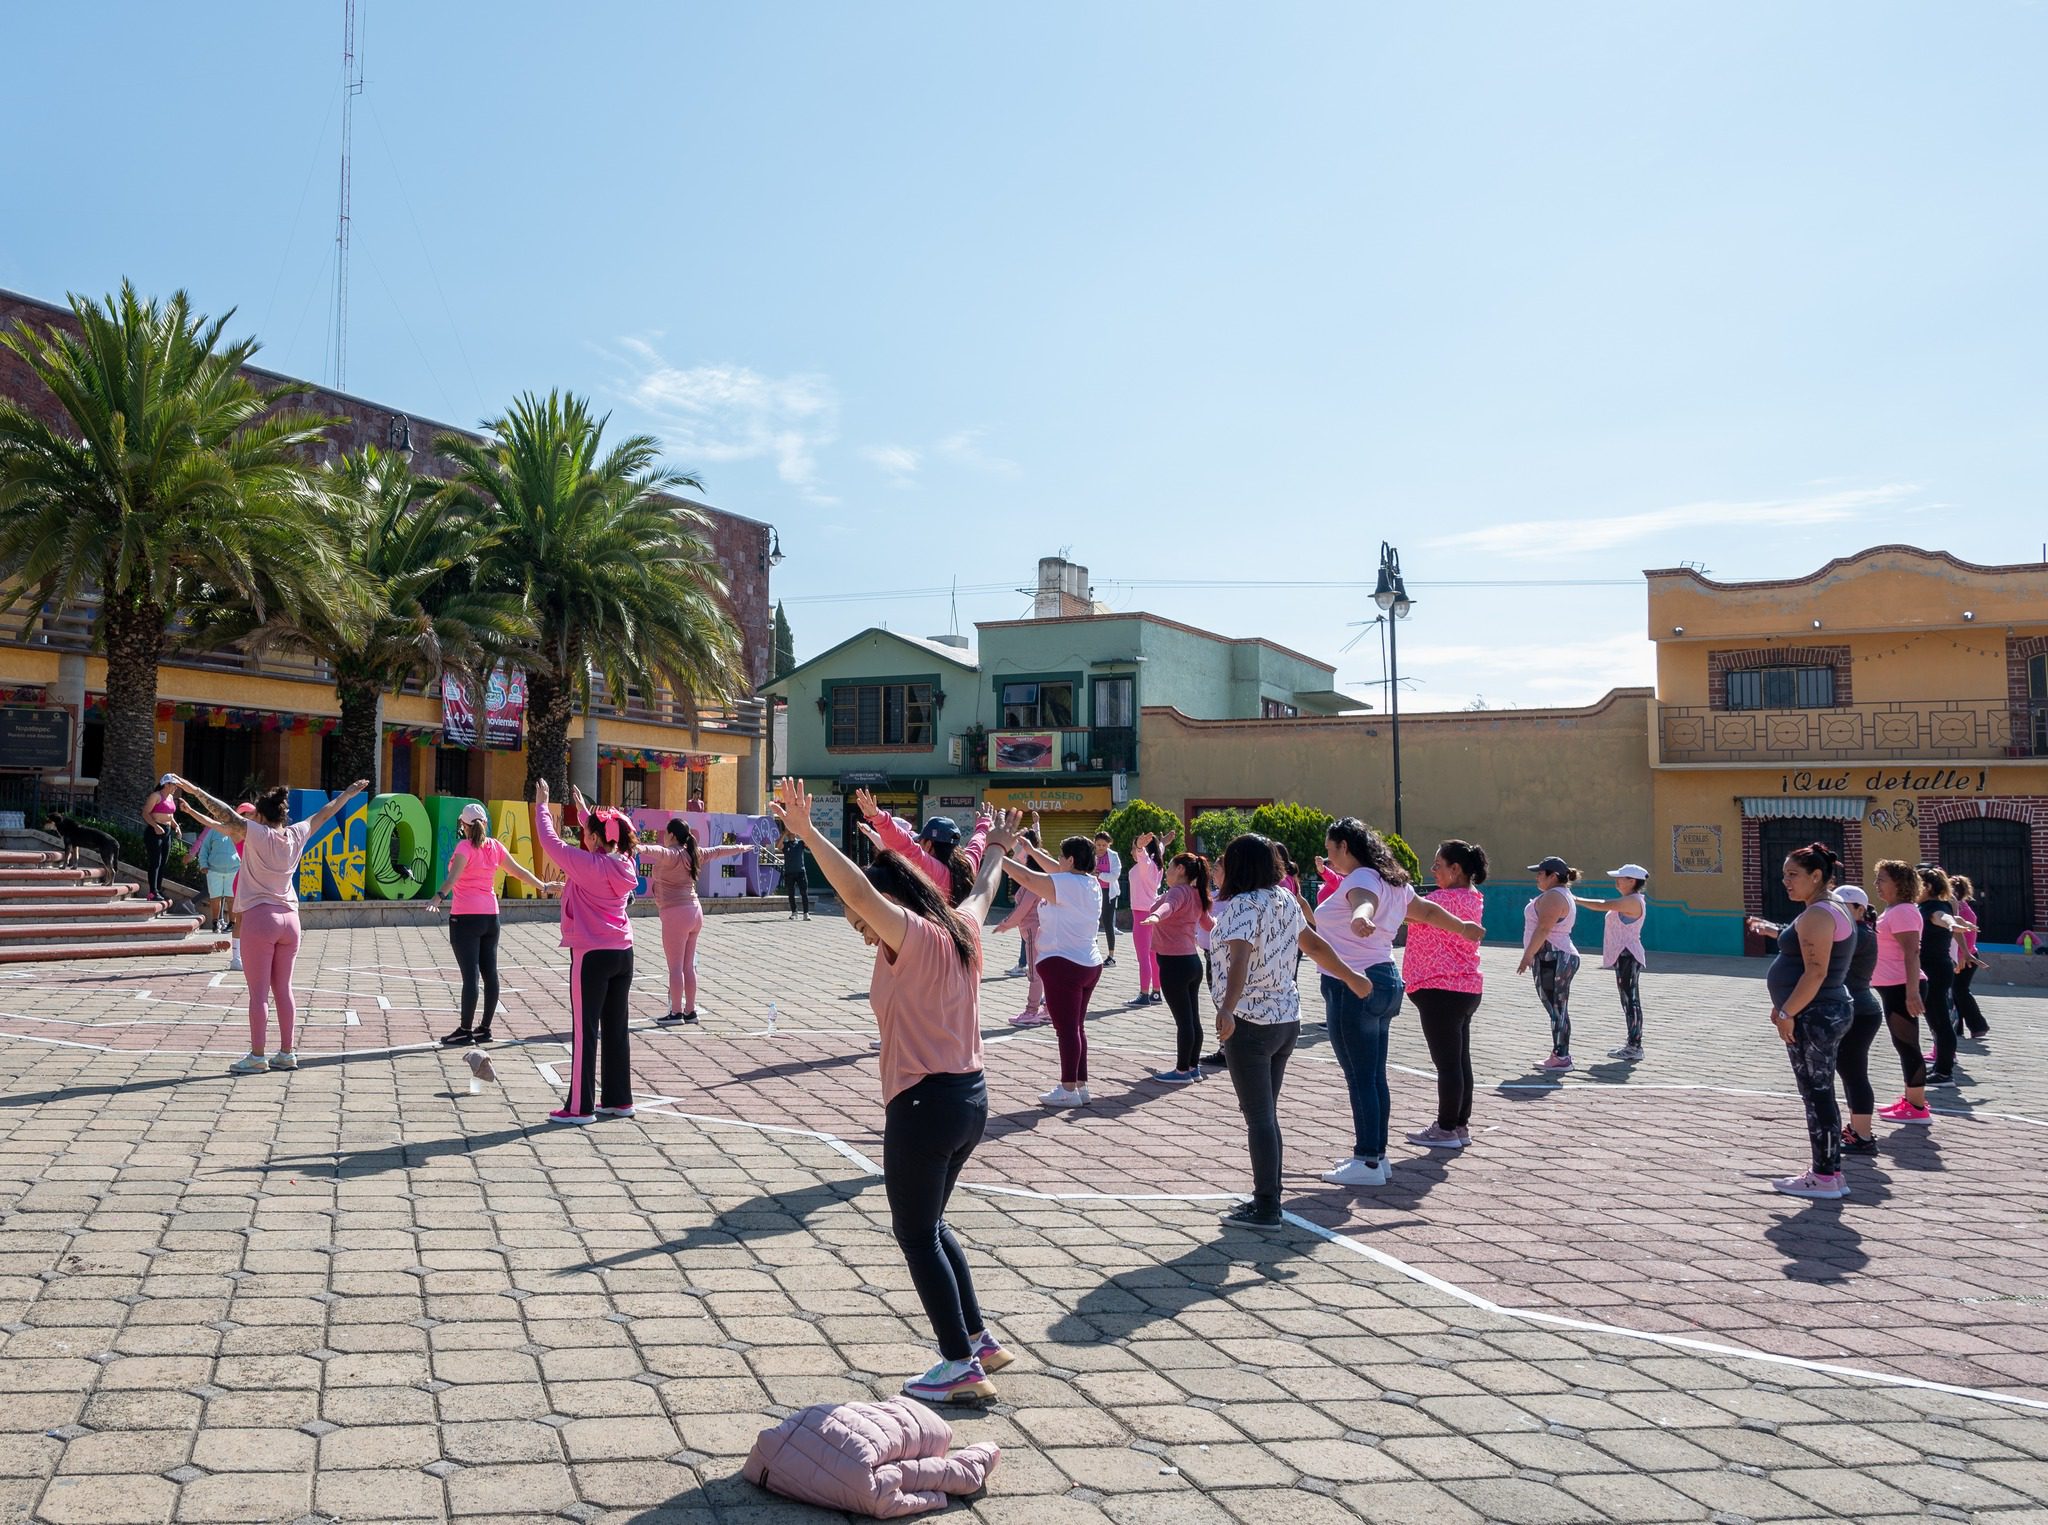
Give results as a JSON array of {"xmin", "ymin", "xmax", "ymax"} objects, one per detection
[
  {"xmin": 1772, "ymin": 1170, "xmax": 1849, "ymax": 1199},
  {"xmin": 970, "ymin": 1330, "xmax": 1014, "ymax": 1373},
  {"xmin": 1537, "ymin": 1054, "xmax": 1574, "ymax": 1071},
  {"xmin": 1878, "ymin": 1097, "xmax": 1932, "ymax": 1125},
  {"xmin": 548, "ymin": 1108, "xmax": 596, "ymax": 1126},
  {"xmin": 1010, "ymin": 1010, "xmax": 1049, "ymax": 1027}
]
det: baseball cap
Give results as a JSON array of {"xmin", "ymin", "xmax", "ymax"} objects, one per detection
[
  {"xmin": 1526, "ymin": 855, "xmax": 1571, "ymax": 876},
  {"xmin": 1835, "ymin": 885, "xmax": 1870, "ymax": 909},
  {"xmin": 158, "ymin": 774, "xmax": 177, "ymax": 787},
  {"xmin": 1606, "ymin": 863, "xmax": 1650, "ymax": 881},
  {"xmin": 458, "ymin": 802, "xmax": 490, "ymax": 827},
  {"xmin": 234, "ymin": 803, "xmax": 258, "ymax": 818},
  {"xmin": 920, "ymin": 816, "xmax": 962, "ymax": 850}
]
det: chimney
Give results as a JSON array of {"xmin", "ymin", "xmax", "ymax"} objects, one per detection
[{"xmin": 1033, "ymin": 556, "xmax": 1093, "ymax": 619}]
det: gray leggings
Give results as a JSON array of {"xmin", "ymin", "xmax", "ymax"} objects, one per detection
[
  {"xmin": 1534, "ymin": 946, "xmax": 1579, "ymax": 1057},
  {"xmin": 1613, "ymin": 951, "xmax": 1644, "ymax": 1047},
  {"xmin": 1224, "ymin": 1020, "xmax": 1300, "ymax": 1211}
]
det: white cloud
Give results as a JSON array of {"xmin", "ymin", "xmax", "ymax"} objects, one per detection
[
  {"xmin": 859, "ymin": 444, "xmax": 922, "ymax": 485},
  {"xmin": 934, "ymin": 428, "xmax": 1021, "ymax": 477},
  {"xmin": 611, "ymin": 337, "xmax": 839, "ymax": 500},
  {"xmin": 1428, "ymin": 484, "xmax": 1922, "ymax": 560},
  {"xmin": 1369, "ymin": 629, "xmax": 1655, "ymax": 713}
]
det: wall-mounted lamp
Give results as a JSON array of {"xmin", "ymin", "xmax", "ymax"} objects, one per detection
[
  {"xmin": 934, "ymin": 690, "xmax": 947, "ymax": 711},
  {"xmin": 387, "ymin": 415, "xmax": 414, "ymax": 458},
  {"xmin": 815, "ymin": 696, "xmax": 828, "ymax": 716},
  {"xmin": 1812, "ymin": 619, "xmax": 1823, "ymax": 629},
  {"xmin": 1962, "ymin": 610, "xmax": 1975, "ymax": 621},
  {"xmin": 1671, "ymin": 625, "xmax": 1684, "ymax": 636},
  {"xmin": 761, "ymin": 528, "xmax": 786, "ymax": 571}
]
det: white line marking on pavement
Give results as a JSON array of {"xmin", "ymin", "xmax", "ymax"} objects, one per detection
[
  {"xmin": 208, "ymin": 971, "xmax": 227, "ymax": 988},
  {"xmin": 376, "ymin": 994, "xmax": 391, "ymax": 1010},
  {"xmin": 344, "ymin": 1010, "xmax": 360, "ymax": 1026}
]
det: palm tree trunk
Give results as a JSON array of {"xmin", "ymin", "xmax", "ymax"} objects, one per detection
[
  {"xmin": 333, "ymin": 677, "xmax": 382, "ymax": 791},
  {"xmin": 523, "ymin": 669, "xmax": 574, "ymax": 796},
  {"xmin": 98, "ymin": 592, "xmax": 168, "ymax": 827}
]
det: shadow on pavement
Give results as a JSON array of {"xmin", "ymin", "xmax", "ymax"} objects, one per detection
[
  {"xmin": 565, "ymin": 1177, "xmax": 883, "ymax": 1275},
  {"xmin": 1046, "ymin": 1217, "xmax": 1312, "ymax": 1344},
  {"xmin": 1764, "ymin": 1197, "xmax": 1870, "ymax": 1284}
]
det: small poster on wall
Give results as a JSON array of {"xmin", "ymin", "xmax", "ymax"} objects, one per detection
[
  {"xmin": 990, "ymin": 730, "xmax": 1059, "ymax": 771},
  {"xmin": 1671, "ymin": 824, "xmax": 1724, "ymax": 875}
]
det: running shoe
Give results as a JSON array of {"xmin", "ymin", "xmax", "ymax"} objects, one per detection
[
  {"xmin": 1009, "ymin": 1010, "xmax": 1050, "ymax": 1027},
  {"xmin": 1878, "ymin": 1098, "xmax": 1933, "ymax": 1125},
  {"xmin": 227, "ymin": 953, "xmax": 242, "ymax": 972},
  {"xmin": 1772, "ymin": 1170, "xmax": 1849, "ymax": 1200},
  {"xmin": 970, "ymin": 1331, "xmax": 1014, "ymax": 1373},
  {"xmin": 1966, "ymin": 1024, "xmax": 1991, "ymax": 1038},
  {"xmin": 227, "ymin": 1053, "xmax": 270, "ymax": 1075},
  {"xmin": 1103, "ymin": 955, "xmax": 1117, "ymax": 966},
  {"xmin": 1924, "ymin": 1051, "xmax": 1939, "ymax": 1065},
  {"xmin": 1453, "ymin": 1126, "xmax": 1472, "ymax": 1144},
  {"xmin": 868, "ymin": 1038, "xmax": 883, "ymax": 1052},
  {"xmin": 902, "ymin": 1357, "xmax": 994, "ymax": 1404},
  {"xmin": 1926, "ymin": 1070, "xmax": 1955, "ymax": 1086},
  {"xmin": 1405, "ymin": 1123, "xmax": 1465, "ymax": 1149},
  {"xmin": 1150, "ymin": 1068, "xmax": 1198, "ymax": 1085},
  {"xmin": 680, "ymin": 1011, "xmax": 701, "ymax": 1026},
  {"xmin": 548, "ymin": 1108, "xmax": 596, "ymax": 1126},
  {"xmin": 1320, "ymin": 1156, "xmax": 1391, "ymax": 1188},
  {"xmin": 439, "ymin": 1028, "xmax": 477, "ymax": 1047},
  {"xmin": 1038, "ymin": 1085, "xmax": 1083, "ymax": 1108},
  {"xmin": 266, "ymin": 1051, "xmax": 297, "ymax": 1071},
  {"xmin": 1222, "ymin": 1201, "xmax": 1283, "ymax": 1227},
  {"xmin": 1199, "ymin": 1050, "xmax": 1227, "ymax": 1070},
  {"xmin": 1537, "ymin": 1054, "xmax": 1574, "ymax": 1071},
  {"xmin": 1840, "ymin": 1126, "xmax": 1878, "ymax": 1156},
  {"xmin": 655, "ymin": 1012, "xmax": 685, "ymax": 1027},
  {"xmin": 595, "ymin": 1104, "xmax": 635, "ymax": 1119},
  {"xmin": 1606, "ymin": 1044, "xmax": 1644, "ymax": 1061}
]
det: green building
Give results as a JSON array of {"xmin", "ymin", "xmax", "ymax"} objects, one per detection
[{"xmin": 762, "ymin": 558, "xmax": 1365, "ymax": 861}]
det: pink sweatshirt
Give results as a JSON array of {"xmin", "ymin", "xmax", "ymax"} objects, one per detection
[
  {"xmin": 535, "ymin": 805, "xmax": 637, "ymax": 950},
  {"xmin": 233, "ymin": 821, "xmax": 313, "ymax": 913},
  {"xmin": 873, "ymin": 814, "xmax": 991, "ymax": 905},
  {"xmin": 742, "ymin": 1397, "xmax": 999, "ymax": 1518}
]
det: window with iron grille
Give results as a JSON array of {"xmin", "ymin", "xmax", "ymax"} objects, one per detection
[
  {"xmin": 830, "ymin": 683, "xmax": 935, "ymax": 748},
  {"xmin": 1725, "ymin": 665, "xmax": 1836, "ymax": 711}
]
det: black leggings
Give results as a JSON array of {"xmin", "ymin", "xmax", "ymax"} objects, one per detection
[
  {"xmin": 1613, "ymin": 951, "xmax": 1644, "ymax": 1047},
  {"xmin": 1954, "ymin": 964, "xmax": 1987, "ymax": 1035},
  {"xmin": 146, "ymin": 827, "xmax": 171, "ymax": 900},
  {"xmin": 1157, "ymin": 953, "xmax": 1205, "ymax": 1072},
  {"xmin": 1877, "ymin": 983, "xmax": 1925, "ymax": 1089},
  {"xmin": 567, "ymin": 947, "xmax": 634, "ymax": 1115},
  {"xmin": 1921, "ymin": 961, "xmax": 1956, "ymax": 1073},
  {"xmin": 1837, "ymin": 994, "xmax": 1883, "ymax": 1118},
  {"xmin": 449, "ymin": 914, "xmax": 501, "ymax": 1033},
  {"xmin": 786, "ymin": 863, "xmax": 810, "ymax": 916},
  {"xmin": 1787, "ymin": 995, "xmax": 1853, "ymax": 1176},
  {"xmin": 1411, "ymin": 987, "xmax": 1480, "ymax": 1130},
  {"xmin": 1224, "ymin": 1020, "xmax": 1299, "ymax": 1211},
  {"xmin": 1099, "ymin": 887, "xmax": 1117, "ymax": 954},
  {"xmin": 1534, "ymin": 947, "xmax": 1578, "ymax": 1057},
  {"xmin": 883, "ymin": 1071, "xmax": 988, "ymax": 1362}
]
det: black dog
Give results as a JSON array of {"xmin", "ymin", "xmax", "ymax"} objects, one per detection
[{"xmin": 44, "ymin": 814, "xmax": 121, "ymax": 886}]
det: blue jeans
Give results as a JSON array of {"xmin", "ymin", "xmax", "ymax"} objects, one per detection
[{"xmin": 1323, "ymin": 965, "xmax": 1401, "ymax": 1161}]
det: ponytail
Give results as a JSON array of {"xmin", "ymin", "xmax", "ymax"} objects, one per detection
[
  {"xmin": 1786, "ymin": 840, "xmax": 1840, "ymax": 883},
  {"xmin": 462, "ymin": 818, "xmax": 486, "ymax": 847}
]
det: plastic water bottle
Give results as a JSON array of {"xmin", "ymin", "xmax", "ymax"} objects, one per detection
[
  {"xmin": 468, "ymin": 1075, "xmax": 482, "ymax": 1096},
  {"xmin": 764, "ymin": 1001, "xmax": 778, "ymax": 1037}
]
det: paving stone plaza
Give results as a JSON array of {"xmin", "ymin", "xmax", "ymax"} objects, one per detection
[{"xmin": 1, "ymin": 913, "xmax": 2045, "ymax": 1524}]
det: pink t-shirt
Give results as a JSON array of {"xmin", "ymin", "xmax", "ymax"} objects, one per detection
[
  {"xmin": 445, "ymin": 838, "xmax": 512, "ymax": 917},
  {"xmin": 869, "ymin": 912, "xmax": 985, "ymax": 1105},
  {"xmin": 1128, "ymin": 857, "xmax": 1164, "ymax": 913},
  {"xmin": 1402, "ymin": 886, "xmax": 1486, "ymax": 995},
  {"xmin": 1873, "ymin": 901, "xmax": 1923, "ymax": 985},
  {"xmin": 1145, "ymin": 883, "xmax": 1212, "ymax": 958},
  {"xmin": 641, "ymin": 844, "xmax": 701, "ymax": 910},
  {"xmin": 535, "ymin": 807, "xmax": 637, "ymax": 951},
  {"xmin": 232, "ymin": 821, "xmax": 313, "ymax": 913},
  {"xmin": 1955, "ymin": 900, "xmax": 1980, "ymax": 962}
]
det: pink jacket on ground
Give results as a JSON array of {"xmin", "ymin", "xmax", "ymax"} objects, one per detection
[
  {"xmin": 742, "ymin": 1397, "xmax": 999, "ymax": 1518},
  {"xmin": 873, "ymin": 813, "xmax": 991, "ymax": 905}
]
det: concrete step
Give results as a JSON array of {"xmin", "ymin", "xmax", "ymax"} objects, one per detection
[
  {"xmin": 0, "ymin": 918, "xmax": 206, "ymax": 949},
  {"xmin": 0, "ymin": 935, "xmax": 228, "ymax": 964},
  {"xmin": 0, "ymin": 884, "xmax": 138, "ymax": 903},
  {"xmin": 0, "ymin": 866, "xmax": 101, "ymax": 885},
  {"xmin": 0, "ymin": 899, "xmax": 164, "ymax": 923},
  {"xmin": 0, "ymin": 850, "xmax": 60, "ymax": 866}
]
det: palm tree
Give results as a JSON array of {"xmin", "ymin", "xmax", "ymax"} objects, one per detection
[
  {"xmin": 195, "ymin": 445, "xmax": 535, "ymax": 787},
  {"xmin": 0, "ymin": 283, "xmax": 342, "ymax": 824},
  {"xmin": 436, "ymin": 391, "xmax": 746, "ymax": 794}
]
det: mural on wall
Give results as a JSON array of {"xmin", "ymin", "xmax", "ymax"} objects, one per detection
[
  {"xmin": 366, "ymin": 794, "xmax": 432, "ymax": 901},
  {"xmin": 491, "ymin": 799, "xmax": 540, "ymax": 897},
  {"xmin": 1867, "ymin": 797, "xmax": 1920, "ymax": 833}
]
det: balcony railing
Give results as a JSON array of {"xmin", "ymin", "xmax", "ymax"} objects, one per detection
[
  {"xmin": 988, "ymin": 725, "xmax": 1138, "ymax": 774},
  {"xmin": 1658, "ymin": 700, "xmax": 2045, "ymax": 764}
]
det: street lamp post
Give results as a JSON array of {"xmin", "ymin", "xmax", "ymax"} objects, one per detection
[{"xmin": 1373, "ymin": 542, "xmax": 1414, "ymax": 837}]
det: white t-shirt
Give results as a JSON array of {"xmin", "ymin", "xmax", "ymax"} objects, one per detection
[
  {"xmin": 1209, "ymin": 887, "xmax": 1306, "ymax": 1025},
  {"xmin": 1314, "ymin": 867, "xmax": 1414, "ymax": 972},
  {"xmin": 1035, "ymin": 872, "xmax": 1104, "ymax": 967}
]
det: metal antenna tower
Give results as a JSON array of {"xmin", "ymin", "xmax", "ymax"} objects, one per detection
[{"xmin": 330, "ymin": 0, "xmax": 365, "ymax": 390}]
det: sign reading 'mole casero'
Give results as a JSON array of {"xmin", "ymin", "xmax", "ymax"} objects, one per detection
[{"xmin": 1778, "ymin": 768, "xmax": 1989, "ymax": 794}]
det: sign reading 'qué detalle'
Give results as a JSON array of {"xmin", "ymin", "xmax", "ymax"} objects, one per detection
[{"xmin": 1777, "ymin": 768, "xmax": 1988, "ymax": 794}]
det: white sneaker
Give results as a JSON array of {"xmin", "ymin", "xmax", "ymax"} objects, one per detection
[
  {"xmin": 1039, "ymin": 1085, "xmax": 1083, "ymax": 1108},
  {"xmin": 1075, "ymin": 1086, "xmax": 1090, "ymax": 1105},
  {"xmin": 266, "ymin": 1051, "xmax": 297, "ymax": 1071},
  {"xmin": 1321, "ymin": 1157, "xmax": 1391, "ymax": 1188},
  {"xmin": 227, "ymin": 1053, "xmax": 269, "ymax": 1075},
  {"xmin": 227, "ymin": 953, "xmax": 242, "ymax": 972}
]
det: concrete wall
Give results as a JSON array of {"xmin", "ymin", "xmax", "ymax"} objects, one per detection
[{"xmin": 1136, "ymin": 688, "xmax": 1656, "ymax": 948}]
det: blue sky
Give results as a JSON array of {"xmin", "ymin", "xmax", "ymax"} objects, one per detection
[{"xmin": 4, "ymin": 2, "xmax": 2044, "ymax": 711}]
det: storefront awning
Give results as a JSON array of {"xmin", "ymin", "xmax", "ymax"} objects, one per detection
[{"xmin": 1738, "ymin": 796, "xmax": 1868, "ymax": 821}]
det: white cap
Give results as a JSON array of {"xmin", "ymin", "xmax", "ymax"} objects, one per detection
[
  {"xmin": 1835, "ymin": 885, "xmax": 1870, "ymax": 909},
  {"xmin": 1606, "ymin": 863, "xmax": 1649, "ymax": 881},
  {"xmin": 458, "ymin": 802, "xmax": 489, "ymax": 826}
]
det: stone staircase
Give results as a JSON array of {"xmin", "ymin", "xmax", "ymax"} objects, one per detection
[{"xmin": 0, "ymin": 849, "xmax": 228, "ymax": 963}]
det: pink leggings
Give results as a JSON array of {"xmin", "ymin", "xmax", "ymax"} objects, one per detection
[
  {"xmin": 240, "ymin": 904, "xmax": 300, "ymax": 1052},
  {"xmin": 660, "ymin": 901, "xmax": 704, "ymax": 1014},
  {"xmin": 1131, "ymin": 917, "xmax": 1159, "ymax": 993},
  {"xmin": 1020, "ymin": 929, "xmax": 1043, "ymax": 1011}
]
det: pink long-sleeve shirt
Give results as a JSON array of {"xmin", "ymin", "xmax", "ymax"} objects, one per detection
[
  {"xmin": 873, "ymin": 814, "xmax": 991, "ymax": 906},
  {"xmin": 536, "ymin": 805, "xmax": 638, "ymax": 951}
]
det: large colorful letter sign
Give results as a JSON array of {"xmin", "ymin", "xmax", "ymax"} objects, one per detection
[
  {"xmin": 286, "ymin": 790, "xmax": 329, "ymax": 899},
  {"xmin": 424, "ymin": 796, "xmax": 482, "ymax": 896},
  {"xmin": 491, "ymin": 799, "xmax": 539, "ymax": 896},
  {"xmin": 319, "ymin": 797, "xmax": 368, "ymax": 901},
  {"xmin": 366, "ymin": 793, "xmax": 432, "ymax": 900}
]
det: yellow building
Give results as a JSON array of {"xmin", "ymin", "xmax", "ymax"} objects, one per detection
[{"xmin": 1649, "ymin": 545, "xmax": 2048, "ymax": 951}]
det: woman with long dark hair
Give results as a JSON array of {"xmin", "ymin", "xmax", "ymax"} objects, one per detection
[
  {"xmin": 140, "ymin": 774, "xmax": 181, "ymax": 909},
  {"xmin": 1210, "ymin": 833, "xmax": 1375, "ymax": 1226},
  {"xmin": 1516, "ymin": 856, "xmax": 1581, "ymax": 1070},
  {"xmin": 853, "ymin": 788, "xmax": 990, "ymax": 904},
  {"xmin": 171, "ymin": 775, "xmax": 369, "ymax": 1075},
  {"xmin": 434, "ymin": 802, "xmax": 550, "ymax": 1046},
  {"xmin": 1313, "ymin": 818, "xmax": 1484, "ymax": 1188},
  {"xmin": 1917, "ymin": 866, "xmax": 1961, "ymax": 1084},
  {"xmin": 1140, "ymin": 850, "xmax": 1214, "ymax": 1082},
  {"xmin": 1951, "ymin": 874, "xmax": 1988, "ymax": 1038},
  {"xmin": 534, "ymin": 780, "xmax": 641, "ymax": 1124},
  {"xmin": 1402, "ymin": 839, "xmax": 1490, "ymax": 1150},
  {"xmin": 1000, "ymin": 835, "xmax": 1105, "ymax": 1107},
  {"xmin": 773, "ymin": 779, "xmax": 1017, "ymax": 1403},
  {"xmin": 1832, "ymin": 885, "xmax": 1884, "ymax": 1156},
  {"xmin": 1127, "ymin": 829, "xmax": 1172, "ymax": 1005},
  {"xmin": 1758, "ymin": 842, "xmax": 1857, "ymax": 1199},
  {"xmin": 641, "ymin": 817, "xmax": 750, "ymax": 1026}
]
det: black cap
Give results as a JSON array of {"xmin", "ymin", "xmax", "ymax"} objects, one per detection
[
  {"xmin": 921, "ymin": 816, "xmax": 962, "ymax": 851},
  {"xmin": 1527, "ymin": 855, "xmax": 1571, "ymax": 876}
]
